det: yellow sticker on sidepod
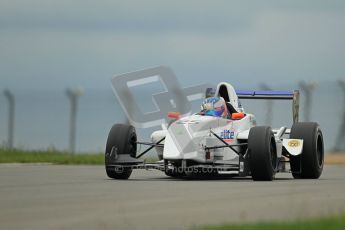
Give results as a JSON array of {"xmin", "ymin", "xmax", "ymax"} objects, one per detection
[{"xmin": 288, "ymin": 140, "xmax": 300, "ymax": 147}]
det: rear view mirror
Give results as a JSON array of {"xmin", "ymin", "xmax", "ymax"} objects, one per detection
[
  {"xmin": 168, "ymin": 112, "xmax": 181, "ymax": 120},
  {"xmin": 232, "ymin": 112, "xmax": 245, "ymax": 120}
]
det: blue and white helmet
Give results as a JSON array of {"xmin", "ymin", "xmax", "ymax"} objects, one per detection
[{"xmin": 201, "ymin": 96, "xmax": 228, "ymax": 118}]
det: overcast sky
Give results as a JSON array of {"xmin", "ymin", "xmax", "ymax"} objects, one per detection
[{"xmin": 0, "ymin": 0, "xmax": 344, "ymax": 90}]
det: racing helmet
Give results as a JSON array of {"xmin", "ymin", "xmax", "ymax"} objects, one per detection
[{"xmin": 201, "ymin": 96, "xmax": 228, "ymax": 118}]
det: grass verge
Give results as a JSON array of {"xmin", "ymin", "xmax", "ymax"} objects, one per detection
[
  {"xmin": 0, "ymin": 148, "xmax": 104, "ymax": 165},
  {"xmin": 192, "ymin": 214, "xmax": 345, "ymax": 230},
  {"xmin": 325, "ymin": 152, "xmax": 345, "ymax": 165},
  {"xmin": 0, "ymin": 148, "xmax": 158, "ymax": 165}
]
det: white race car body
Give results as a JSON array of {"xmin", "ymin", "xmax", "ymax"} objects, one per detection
[{"xmin": 105, "ymin": 81, "xmax": 324, "ymax": 180}]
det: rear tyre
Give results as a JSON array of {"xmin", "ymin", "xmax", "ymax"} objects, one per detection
[
  {"xmin": 289, "ymin": 122, "xmax": 324, "ymax": 179},
  {"xmin": 105, "ymin": 124, "xmax": 137, "ymax": 179},
  {"xmin": 164, "ymin": 160, "xmax": 186, "ymax": 178},
  {"xmin": 248, "ymin": 126, "xmax": 277, "ymax": 181}
]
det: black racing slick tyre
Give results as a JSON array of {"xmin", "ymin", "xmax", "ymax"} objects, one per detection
[
  {"xmin": 289, "ymin": 122, "xmax": 324, "ymax": 179},
  {"xmin": 105, "ymin": 124, "xmax": 137, "ymax": 179},
  {"xmin": 164, "ymin": 169, "xmax": 186, "ymax": 178},
  {"xmin": 248, "ymin": 126, "xmax": 277, "ymax": 181},
  {"xmin": 164, "ymin": 160, "xmax": 186, "ymax": 178}
]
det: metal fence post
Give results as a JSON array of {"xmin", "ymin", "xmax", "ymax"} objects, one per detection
[
  {"xmin": 260, "ymin": 83, "xmax": 273, "ymax": 126},
  {"xmin": 4, "ymin": 89, "xmax": 15, "ymax": 149},
  {"xmin": 333, "ymin": 79, "xmax": 345, "ymax": 151},
  {"xmin": 65, "ymin": 88, "xmax": 83, "ymax": 153},
  {"xmin": 298, "ymin": 81, "xmax": 318, "ymax": 121}
]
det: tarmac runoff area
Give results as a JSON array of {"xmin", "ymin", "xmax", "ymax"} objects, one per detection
[{"xmin": 0, "ymin": 164, "xmax": 345, "ymax": 230}]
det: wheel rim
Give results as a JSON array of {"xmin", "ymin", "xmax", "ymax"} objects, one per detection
[
  {"xmin": 270, "ymin": 136, "xmax": 277, "ymax": 170},
  {"xmin": 316, "ymin": 132, "xmax": 324, "ymax": 168},
  {"xmin": 129, "ymin": 132, "xmax": 137, "ymax": 156}
]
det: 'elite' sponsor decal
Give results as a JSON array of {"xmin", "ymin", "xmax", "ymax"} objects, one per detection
[{"xmin": 220, "ymin": 130, "xmax": 235, "ymax": 142}]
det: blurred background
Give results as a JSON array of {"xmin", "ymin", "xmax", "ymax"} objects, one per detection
[{"xmin": 0, "ymin": 0, "xmax": 344, "ymax": 153}]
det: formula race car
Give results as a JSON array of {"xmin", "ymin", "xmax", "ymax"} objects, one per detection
[{"xmin": 105, "ymin": 82, "xmax": 324, "ymax": 181}]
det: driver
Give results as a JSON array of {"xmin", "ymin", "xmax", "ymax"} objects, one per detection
[{"xmin": 200, "ymin": 96, "xmax": 229, "ymax": 119}]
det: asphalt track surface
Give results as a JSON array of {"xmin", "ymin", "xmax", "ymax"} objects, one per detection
[{"xmin": 1, "ymin": 165, "xmax": 345, "ymax": 230}]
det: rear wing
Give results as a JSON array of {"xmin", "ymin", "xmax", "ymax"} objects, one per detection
[{"xmin": 235, "ymin": 90, "xmax": 300, "ymax": 123}]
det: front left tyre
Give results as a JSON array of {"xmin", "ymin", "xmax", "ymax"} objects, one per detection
[
  {"xmin": 248, "ymin": 126, "xmax": 277, "ymax": 181},
  {"xmin": 105, "ymin": 124, "xmax": 137, "ymax": 179}
]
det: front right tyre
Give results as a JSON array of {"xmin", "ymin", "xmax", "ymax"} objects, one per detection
[{"xmin": 289, "ymin": 122, "xmax": 324, "ymax": 179}]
